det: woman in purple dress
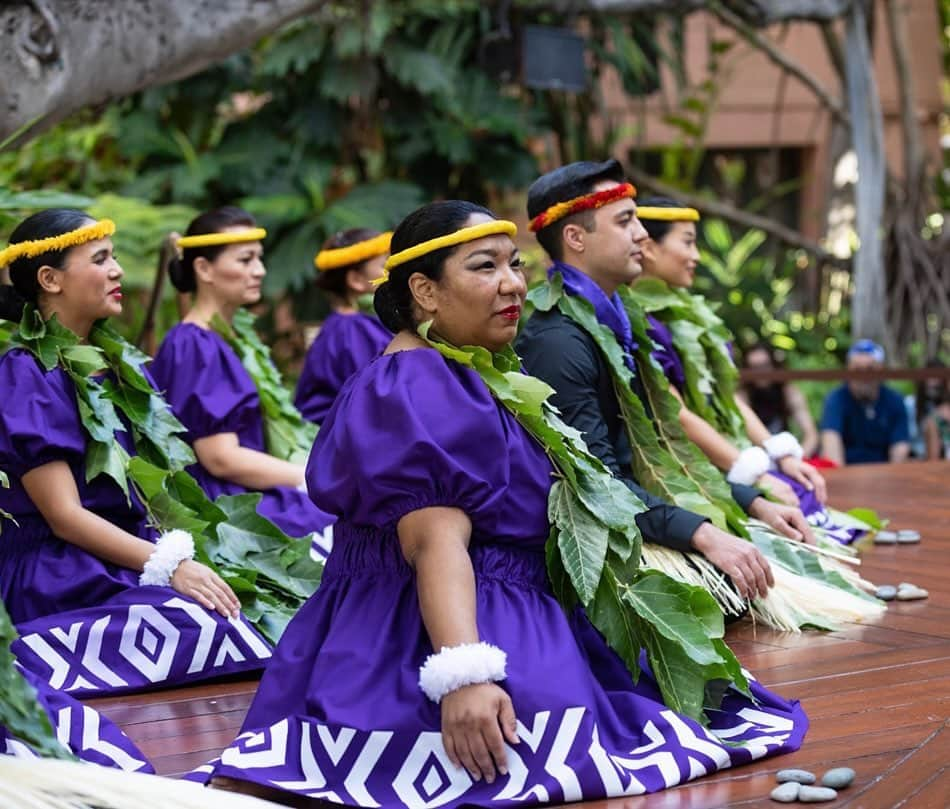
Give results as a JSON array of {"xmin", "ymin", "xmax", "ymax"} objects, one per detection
[
  {"xmin": 295, "ymin": 228, "xmax": 393, "ymax": 424},
  {"xmin": 204, "ymin": 201, "xmax": 806, "ymax": 807},
  {"xmin": 151, "ymin": 207, "xmax": 333, "ymax": 551},
  {"xmin": 0, "ymin": 209, "xmax": 270, "ymax": 703}
]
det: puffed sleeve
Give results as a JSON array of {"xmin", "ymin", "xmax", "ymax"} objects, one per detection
[
  {"xmin": 150, "ymin": 324, "xmax": 259, "ymax": 441},
  {"xmin": 0, "ymin": 349, "xmax": 86, "ymax": 478},
  {"xmin": 306, "ymin": 348, "xmax": 511, "ymax": 528}
]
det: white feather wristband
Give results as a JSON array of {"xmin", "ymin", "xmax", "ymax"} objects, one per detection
[
  {"xmin": 418, "ymin": 642, "xmax": 507, "ymax": 703},
  {"xmin": 726, "ymin": 446, "xmax": 772, "ymax": 486},
  {"xmin": 139, "ymin": 529, "xmax": 195, "ymax": 586},
  {"xmin": 762, "ymin": 431, "xmax": 804, "ymax": 461}
]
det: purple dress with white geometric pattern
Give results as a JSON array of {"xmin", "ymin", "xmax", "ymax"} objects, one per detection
[
  {"xmin": 0, "ymin": 348, "xmax": 271, "ymax": 699},
  {"xmin": 198, "ymin": 349, "xmax": 807, "ymax": 807}
]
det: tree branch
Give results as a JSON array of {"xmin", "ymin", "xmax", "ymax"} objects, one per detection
[
  {"xmin": 583, "ymin": 0, "xmax": 852, "ymax": 21},
  {"xmin": 708, "ymin": 1, "xmax": 850, "ymax": 128},
  {"xmin": 626, "ymin": 164, "xmax": 851, "ymax": 270}
]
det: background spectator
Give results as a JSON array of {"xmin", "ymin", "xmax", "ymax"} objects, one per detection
[{"xmin": 819, "ymin": 339, "xmax": 911, "ymax": 465}]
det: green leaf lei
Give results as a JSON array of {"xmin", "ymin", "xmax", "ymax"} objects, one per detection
[
  {"xmin": 630, "ymin": 278, "xmax": 749, "ymax": 446},
  {"xmin": 6, "ymin": 306, "xmax": 320, "ymax": 644},
  {"xmin": 0, "ymin": 597, "xmax": 73, "ymax": 760},
  {"xmin": 212, "ymin": 309, "xmax": 317, "ymax": 465},
  {"xmin": 418, "ymin": 322, "xmax": 750, "ymax": 723}
]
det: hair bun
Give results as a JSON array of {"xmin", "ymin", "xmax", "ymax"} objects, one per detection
[{"xmin": 0, "ymin": 285, "xmax": 27, "ymax": 323}]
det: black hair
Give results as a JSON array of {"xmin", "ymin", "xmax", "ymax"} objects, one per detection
[
  {"xmin": 0, "ymin": 208, "xmax": 94, "ymax": 322},
  {"xmin": 373, "ymin": 200, "xmax": 495, "ymax": 333},
  {"xmin": 315, "ymin": 228, "xmax": 384, "ymax": 299},
  {"xmin": 741, "ymin": 343, "xmax": 791, "ymax": 431},
  {"xmin": 168, "ymin": 206, "xmax": 257, "ymax": 293},
  {"xmin": 637, "ymin": 196, "xmax": 686, "ymax": 243},
  {"xmin": 526, "ymin": 159, "xmax": 625, "ymax": 261}
]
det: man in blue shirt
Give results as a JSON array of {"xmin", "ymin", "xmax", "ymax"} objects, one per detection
[{"xmin": 820, "ymin": 340, "xmax": 911, "ymax": 465}]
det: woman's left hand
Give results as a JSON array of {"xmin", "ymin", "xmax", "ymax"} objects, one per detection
[
  {"xmin": 777, "ymin": 456, "xmax": 828, "ymax": 504},
  {"xmin": 747, "ymin": 498, "xmax": 816, "ymax": 544}
]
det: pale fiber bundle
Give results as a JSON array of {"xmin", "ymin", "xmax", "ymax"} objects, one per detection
[
  {"xmin": 0, "ymin": 755, "xmax": 280, "ymax": 809},
  {"xmin": 639, "ymin": 540, "xmax": 885, "ymax": 633}
]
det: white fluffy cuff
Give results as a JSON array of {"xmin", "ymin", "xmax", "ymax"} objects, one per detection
[
  {"xmin": 140, "ymin": 529, "xmax": 195, "ymax": 586},
  {"xmin": 726, "ymin": 446, "xmax": 772, "ymax": 486},
  {"xmin": 419, "ymin": 642, "xmax": 507, "ymax": 703},
  {"xmin": 762, "ymin": 431, "xmax": 804, "ymax": 461}
]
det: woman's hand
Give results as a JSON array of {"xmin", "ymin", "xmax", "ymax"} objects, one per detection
[
  {"xmin": 755, "ymin": 472, "xmax": 800, "ymax": 507},
  {"xmin": 777, "ymin": 456, "xmax": 828, "ymax": 503},
  {"xmin": 441, "ymin": 683, "xmax": 519, "ymax": 784},
  {"xmin": 747, "ymin": 498, "xmax": 816, "ymax": 544},
  {"xmin": 171, "ymin": 559, "xmax": 241, "ymax": 618}
]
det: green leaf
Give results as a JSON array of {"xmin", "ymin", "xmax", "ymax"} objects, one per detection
[
  {"xmin": 0, "ymin": 599, "xmax": 73, "ymax": 759},
  {"xmin": 549, "ymin": 482, "xmax": 608, "ymax": 606}
]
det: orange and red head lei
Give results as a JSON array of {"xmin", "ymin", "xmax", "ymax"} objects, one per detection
[{"xmin": 528, "ymin": 182, "xmax": 636, "ymax": 233}]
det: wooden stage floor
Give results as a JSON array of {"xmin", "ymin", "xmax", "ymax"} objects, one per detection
[{"xmin": 85, "ymin": 461, "xmax": 950, "ymax": 807}]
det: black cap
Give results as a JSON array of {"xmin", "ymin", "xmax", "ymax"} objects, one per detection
[{"xmin": 527, "ymin": 159, "xmax": 625, "ymax": 221}]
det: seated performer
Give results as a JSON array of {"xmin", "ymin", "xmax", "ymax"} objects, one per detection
[
  {"xmin": 204, "ymin": 200, "xmax": 806, "ymax": 806},
  {"xmin": 295, "ymin": 228, "xmax": 392, "ymax": 424},
  {"xmin": 518, "ymin": 161, "xmax": 814, "ymax": 598},
  {"xmin": 0, "ymin": 209, "xmax": 271, "ymax": 697},
  {"xmin": 819, "ymin": 339, "xmax": 911, "ymax": 465},
  {"xmin": 632, "ymin": 196, "xmax": 829, "ymax": 509},
  {"xmin": 152, "ymin": 207, "xmax": 333, "ymax": 550},
  {"xmin": 739, "ymin": 344, "xmax": 820, "ymax": 458}
]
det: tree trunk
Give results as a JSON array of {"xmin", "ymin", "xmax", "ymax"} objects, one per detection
[
  {"xmin": 0, "ymin": 0, "xmax": 326, "ymax": 146},
  {"xmin": 844, "ymin": 0, "xmax": 890, "ymax": 351}
]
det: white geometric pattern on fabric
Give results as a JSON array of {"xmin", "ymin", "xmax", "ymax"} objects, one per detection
[{"xmin": 208, "ymin": 704, "xmax": 797, "ymax": 808}]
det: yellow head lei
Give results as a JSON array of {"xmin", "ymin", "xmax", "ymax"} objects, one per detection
[
  {"xmin": 0, "ymin": 219, "xmax": 116, "ymax": 270},
  {"xmin": 176, "ymin": 228, "xmax": 267, "ymax": 250},
  {"xmin": 635, "ymin": 206, "xmax": 700, "ymax": 222},
  {"xmin": 315, "ymin": 232, "xmax": 393, "ymax": 272},
  {"xmin": 373, "ymin": 220, "xmax": 518, "ymax": 287}
]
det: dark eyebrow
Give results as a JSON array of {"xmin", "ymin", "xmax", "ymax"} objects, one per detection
[
  {"xmin": 464, "ymin": 248, "xmax": 499, "ymax": 260},
  {"xmin": 90, "ymin": 248, "xmax": 110, "ymax": 260}
]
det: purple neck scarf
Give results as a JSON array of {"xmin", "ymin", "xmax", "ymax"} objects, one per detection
[{"xmin": 549, "ymin": 262, "xmax": 637, "ymax": 368}]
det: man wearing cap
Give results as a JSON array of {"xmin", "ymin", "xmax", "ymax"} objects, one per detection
[
  {"xmin": 517, "ymin": 160, "xmax": 815, "ymax": 601},
  {"xmin": 820, "ymin": 340, "xmax": 911, "ymax": 465}
]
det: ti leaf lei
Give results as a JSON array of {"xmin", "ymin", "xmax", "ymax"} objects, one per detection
[
  {"xmin": 529, "ymin": 276, "xmax": 878, "ymax": 618},
  {"xmin": 0, "ymin": 597, "xmax": 72, "ymax": 760},
  {"xmin": 212, "ymin": 309, "xmax": 317, "ymax": 465},
  {"xmin": 7, "ymin": 305, "xmax": 320, "ymax": 644},
  {"xmin": 631, "ymin": 278, "xmax": 748, "ymax": 446},
  {"xmin": 418, "ymin": 322, "xmax": 750, "ymax": 723}
]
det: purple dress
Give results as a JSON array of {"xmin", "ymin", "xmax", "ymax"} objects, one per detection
[
  {"xmin": 0, "ymin": 349, "xmax": 271, "ymax": 698},
  {"xmin": 151, "ymin": 323, "xmax": 334, "ymax": 554},
  {"xmin": 198, "ymin": 349, "xmax": 806, "ymax": 806},
  {"xmin": 294, "ymin": 311, "xmax": 391, "ymax": 424},
  {"xmin": 647, "ymin": 325, "xmax": 864, "ymax": 543},
  {"xmin": 2, "ymin": 666, "xmax": 152, "ymax": 771}
]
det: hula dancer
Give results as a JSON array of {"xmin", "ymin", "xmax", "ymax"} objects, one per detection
[
  {"xmin": 295, "ymin": 228, "xmax": 393, "ymax": 424},
  {"xmin": 634, "ymin": 196, "xmax": 865, "ymax": 544},
  {"xmin": 152, "ymin": 207, "xmax": 333, "ymax": 556},
  {"xmin": 203, "ymin": 201, "xmax": 806, "ymax": 807},
  {"xmin": 517, "ymin": 163, "xmax": 881, "ymax": 629},
  {"xmin": 0, "ymin": 210, "xmax": 271, "ymax": 702}
]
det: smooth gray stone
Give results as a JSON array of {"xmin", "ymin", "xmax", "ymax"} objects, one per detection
[
  {"xmin": 874, "ymin": 530, "xmax": 898, "ymax": 544},
  {"xmin": 874, "ymin": 585, "xmax": 897, "ymax": 601},
  {"xmin": 776, "ymin": 769, "xmax": 816, "ymax": 784},
  {"xmin": 896, "ymin": 583, "xmax": 929, "ymax": 600},
  {"xmin": 821, "ymin": 767, "xmax": 856, "ymax": 789},
  {"xmin": 798, "ymin": 785, "xmax": 839, "ymax": 802},
  {"xmin": 770, "ymin": 782, "xmax": 800, "ymax": 802},
  {"xmin": 896, "ymin": 529, "xmax": 921, "ymax": 543}
]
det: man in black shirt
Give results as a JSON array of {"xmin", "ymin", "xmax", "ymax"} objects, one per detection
[{"xmin": 517, "ymin": 160, "xmax": 815, "ymax": 600}]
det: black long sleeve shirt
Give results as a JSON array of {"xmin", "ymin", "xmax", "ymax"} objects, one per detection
[{"xmin": 517, "ymin": 307, "xmax": 760, "ymax": 552}]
